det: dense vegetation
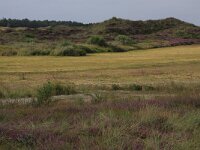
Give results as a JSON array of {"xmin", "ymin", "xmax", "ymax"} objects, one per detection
[
  {"xmin": 0, "ymin": 17, "xmax": 199, "ymax": 56},
  {"xmin": 0, "ymin": 18, "xmax": 84, "ymax": 28}
]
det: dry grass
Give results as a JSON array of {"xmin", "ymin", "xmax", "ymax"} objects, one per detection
[
  {"xmin": 0, "ymin": 45, "xmax": 200, "ymax": 89},
  {"xmin": 0, "ymin": 45, "xmax": 200, "ymax": 149}
]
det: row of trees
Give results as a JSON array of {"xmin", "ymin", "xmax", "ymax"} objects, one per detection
[{"xmin": 0, "ymin": 18, "xmax": 84, "ymax": 28}]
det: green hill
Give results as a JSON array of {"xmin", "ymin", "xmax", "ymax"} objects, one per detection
[{"xmin": 0, "ymin": 17, "xmax": 199, "ymax": 56}]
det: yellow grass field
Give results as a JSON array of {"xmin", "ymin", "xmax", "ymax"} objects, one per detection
[
  {"xmin": 0, "ymin": 45, "xmax": 200, "ymax": 89},
  {"xmin": 1, "ymin": 45, "xmax": 200, "ymax": 149}
]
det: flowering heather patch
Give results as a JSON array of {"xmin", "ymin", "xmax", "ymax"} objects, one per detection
[
  {"xmin": 0, "ymin": 92, "xmax": 200, "ymax": 149},
  {"xmin": 0, "ymin": 126, "xmax": 67, "ymax": 149},
  {"xmin": 168, "ymin": 38, "xmax": 198, "ymax": 46}
]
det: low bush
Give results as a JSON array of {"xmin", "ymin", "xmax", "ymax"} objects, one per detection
[
  {"xmin": 35, "ymin": 82, "xmax": 54, "ymax": 106},
  {"xmin": 112, "ymin": 84, "xmax": 122, "ymax": 90},
  {"xmin": 115, "ymin": 35, "xmax": 134, "ymax": 45},
  {"xmin": 111, "ymin": 84, "xmax": 155, "ymax": 91},
  {"xmin": 143, "ymin": 85, "xmax": 155, "ymax": 91},
  {"xmin": 34, "ymin": 82, "xmax": 77, "ymax": 106},
  {"xmin": 0, "ymin": 49, "xmax": 17, "ymax": 56},
  {"xmin": 51, "ymin": 46, "xmax": 86, "ymax": 56},
  {"xmin": 53, "ymin": 83, "xmax": 77, "ymax": 95},
  {"xmin": 0, "ymin": 90, "xmax": 5, "ymax": 98},
  {"xmin": 108, "ymin": 45, "xmax": 127, "ymax": 52},
  {"xmin": 18, "ymin": 49, "xmax": 50, "ymax": 56},
  {"xmin": 28, "ymin": 49, "xmax": 50, "ymax": 56},
  {"xmin": 87, "ymin": 36, "xmax": 107, "ymax": 47},
  {"xmin": 76, "ymin": 45, "xmax": 99, "ymax": 53},
  {"xmin": 61, "ymin": 40, "xmax": 72, "ymax": 47},
  {"xmin": 128, "ymin": 84, "xmax": 143, "ymax": 91}
]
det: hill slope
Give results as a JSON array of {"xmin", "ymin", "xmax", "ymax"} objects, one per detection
[{"xmin": 0, "ymin": 17, "xmax": 199, "ymax": 56}]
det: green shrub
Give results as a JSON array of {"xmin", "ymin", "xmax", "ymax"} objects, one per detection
[
  {"xmin": 115, "ymin": 35, "xmax": 134, "ymax": 45},
  {"xmin": 0, "ymin": 90, "xmax": 5, "ymax": 98},
  {"xmin": 61, "ymin": 40, "xmax": 72, "ymax": 46},
  {"xmin": 53, "ymin": 83, "xmax": 77, "ymax": 95},
  {"xmin": 18, "ymin": 49, "xmax": 50, "ymax": 56},
  {"xmin": 112, "ymin": 84, "xmax": 121, "ymax": 90},
  {"xmin": 109, "ymin": 45, "xmax": 127, "ymax": 52},
  {"xmin": 0, "ymin": 49, "xmax": 17, "ymax": 56},
  {"xmin": 143, "ymin": 85, "xmax": 155, "ymax": 91},
  {"xmin": 24, "ymin": 33, "xmax": 35, "ymax": 38},
  {"xmin": 35, "ymin": 82, "xmax": 54, "ymax": 106},
  {"xmin": 35, "ymin": 82, "xmax": 77, "ymax": 106},
  {"xmin": 78, "ymin": 45, "xmax": 108, "ymax": 53},
  {"xmin": 128, "ymin": 84, "xmax": 143, "ymax": 91},
  {"xmin": 87, "ymin": 36, "xmax": 107, "ymax": 47},
  {"xmin": 51, "ymin": 46, "xmax": 86, "ymax": 56},
  {"xmin": 76, "ymin": 45, "xmax": 97, "ymax": 53},
  {"xmin": 29, "ymin": 50, "xmax": 50, "ymax": 56}
]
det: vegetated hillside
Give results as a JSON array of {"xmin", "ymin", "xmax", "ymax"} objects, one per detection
[{"xmin": 0, "ymin": 17, "xmax": 199, "ymax": 56}]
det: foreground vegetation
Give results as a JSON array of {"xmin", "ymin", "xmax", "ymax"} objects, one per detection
[
  {"xmin": 0, "ymin": 45, "xmax": 200, "ymax": 149},
  {"xmin": 0, "ymin": 91, "xmax": 200, "ymax": 149}
]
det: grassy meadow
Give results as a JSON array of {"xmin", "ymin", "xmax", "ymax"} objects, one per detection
[{"xmin": 0, "ymin": 45, "xmax": 200, "ymax": 149}]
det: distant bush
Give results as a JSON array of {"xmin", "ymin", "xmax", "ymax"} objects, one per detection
[
  {"xmin": 76, "ymin": 45, "xmax": 97, "ymax": 53},
  {"xmin": 35, "ymin": 82, "xmax": 77, "ymax": 106},
  {"xmin": 143, "ymin": 85, "xmax": 155, "ymax": 91},
  {"xmin": 51, "ymin": 45, "xmax": 86, "ymax": 56},
  {"xmin": 35, "ymin": 82, "xmax": 54, "ymax": 106},
  {"xmin": 115, "ymin": 35, "xmax": 134, "ymax": 45},
  {"xmin": 53, "ymin": 83, "xmax": 77, "ymax": 95},
  {"xmin": 77, "ymin": 45, "xmax": 108, "ymax": 53},
  {"xmin": 61, "ymin": 40, "xmax": 72, "ymax": 47},
  {"xmin": 108, "ymin": 45, "xmax": 127, "ymax": 52},
  {"xmin": 18, "ymin": 49, "xmax": 50, "ymax": 56},
  {"xmin": 24, "ymin": 33, "xmax": 35, "ymax": 39},
  {"xmin": 112, "ymin": 84, "xmax": 121, "ymax": 90},
  {"xmin": 128, "ymin": 84, "xmax": 143, "ymax": 91},
  {"xmin": 0, "ymin": 49, "xmax": 17, "ymax": 56},
  {"xmin": 0, "ymin": 90, "xmax": 5, "ymax": 98},
  {"xmin": 111, "ymin": 84, "xmax": 155, "ymax": 91},
  {"xmin": 87, "ymin": 36, "xmax": 107, "ymax": 47}
]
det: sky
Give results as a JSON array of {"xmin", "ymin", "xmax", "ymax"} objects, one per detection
[{"xmin": 0, "ymin": 0, "xmax": 199, "ymax": 25}]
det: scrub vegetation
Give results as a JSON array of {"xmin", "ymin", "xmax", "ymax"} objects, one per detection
[{"xmin": 0, "ymin": 17, "xmax": 199, "ymax": 56}]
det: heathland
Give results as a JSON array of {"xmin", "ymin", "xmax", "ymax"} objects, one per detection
[{"xmin": 0, "ymin": 18, "xmax": 200, "ymax": 149}]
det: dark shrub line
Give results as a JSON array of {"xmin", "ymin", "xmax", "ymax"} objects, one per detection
[{"xmin": 112, "ymin": 84, "xmax": 155, "ymax": 91}]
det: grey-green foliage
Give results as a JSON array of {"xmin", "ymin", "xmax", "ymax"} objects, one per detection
[
  {"xmin": 87, "ymin": 36, "xmax": 107, "ymax": 47},
  {"xmin": 51, "ymin": 45, "xmax": 86, "ymax": 56},
  {"xmin": 35, "ymin": 82, "xmax": 77, "ymax": 106},
  {"xmin": 35, "ymin": 82, "xmax": 54, "ymax": 106},
  {"xmin": 115, "ymin": 35, "xmax": 134, "ymax": 45}
]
